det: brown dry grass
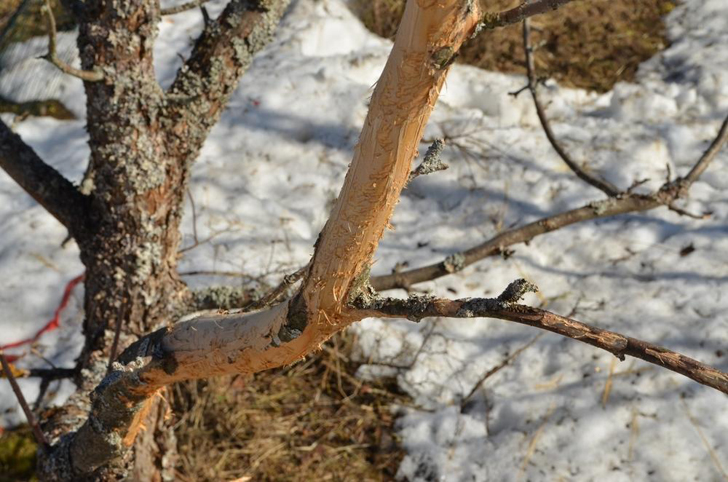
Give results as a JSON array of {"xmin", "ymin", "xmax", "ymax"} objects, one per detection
[
  {"xmin": 352, "ymin": 0, "xmax": 677, "ymax": 92},
  {"xmin": 171, "ymin": 331, "xmax": 408, "ymax": 481}
]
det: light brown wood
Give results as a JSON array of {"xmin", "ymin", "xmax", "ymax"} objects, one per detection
[{"xmin": 300, "ymin": 0, "xmax": 481, "ymax": 329}]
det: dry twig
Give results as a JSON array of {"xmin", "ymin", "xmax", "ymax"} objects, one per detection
[
  {"xmin": 41, "ymin": 0, "xmax": 103, "ymax": 82},
  {"xmin": 161, "ymin": 0, "xmax": 211, "ymax": 16},
  {"xmin": 355, "ymin": 280, "xmax": 728, "ymax": 395},
  {"xmin": 1, "ymin": 352, "xmax": 49, "ymax": 451},
  {"xmin": 246, "ymin": 266, "xmax": 308, "ymax": 311},
  {"xmin": 476, "ymin": 0, "xmax": 574, "ymax": 33},
  {"xmin": 521, "ymin": 17, "xmax": 620, "ymax": 196},
  {"xmin": 372, "ymin": 113, "xmax": 728, "ymax": 291}
]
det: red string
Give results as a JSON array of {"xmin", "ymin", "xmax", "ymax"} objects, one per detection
[{"xmin": 0, "ymin": 273, "xmax": 85, "ymax": 361}]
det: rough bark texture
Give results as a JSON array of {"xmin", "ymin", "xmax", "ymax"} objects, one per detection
[
  {"xmin": 28, "ymin": 1, "xmax": 293, "ymax": 480},
  {"xmin": 33, "ymin": 1, "xmax": 483, "ymax": 478}
]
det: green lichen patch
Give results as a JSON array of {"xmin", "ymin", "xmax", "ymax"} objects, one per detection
[{"xmin": 0, "ymin": 425, "xmax": 37, "ymax": 481}]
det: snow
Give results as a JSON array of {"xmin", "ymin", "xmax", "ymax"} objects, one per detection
[{"xmin": 1, "ymin": 0, "xmax": 727, "ymax": 480}]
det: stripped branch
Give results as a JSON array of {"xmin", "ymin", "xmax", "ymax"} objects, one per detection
[
  {"xmin": 41, "ymin": 0, "xmax": 103, "ymax": 82},
  {"xmin": 522, "ymin": 16, "xmax": 620, "ymax": 197},
  {"xmin": 161, "ymin": 0, "xmax": 210, "ymax": 16},
  {"xmin": 372, "ymin": 112, "xmax": 728, "ymax": 291},
  {"xmin": 354, "ymin": 280, "xmax": 728, "ymax": 395},
  {"xmin": 476, "ymin": 0, "xmax": 574, "ymax": 32},
  {"xmin": 0, "ymin": 120, "xmax": 92, "ymax": 236},
  {"xmin": 39, "ymin": 2, "xmax": 484, "ymax": 477}
]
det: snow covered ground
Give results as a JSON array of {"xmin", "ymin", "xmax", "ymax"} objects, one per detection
[{"xmin": 1, "ymin": 0, "xmax": 727, "ymax": 480}]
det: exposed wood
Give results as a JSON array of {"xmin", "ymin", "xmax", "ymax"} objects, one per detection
[
  {"xmin": 36, "ymin": 2, "xmax": 484, "ymax": 477},
  {"xmin": 299, "ymin": 0, "xmax": 481, "ymax": 329}
]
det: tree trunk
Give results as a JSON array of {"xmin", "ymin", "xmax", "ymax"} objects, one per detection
[{"xmin": 48, "ymin": 1, "xmax": 189, "ymax": 479}]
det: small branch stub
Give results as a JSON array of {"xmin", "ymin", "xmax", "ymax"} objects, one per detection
[
  {"xmin": 497, "ymin": 278, "xmax": 538, "ymax": 303},
  {"xmin": 408, "ymin": 139, "xmax": 448, "ymax": 183}
]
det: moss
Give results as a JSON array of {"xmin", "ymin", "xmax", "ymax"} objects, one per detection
[{"xmin": 0, "ymin": 426, "xmax": 37, "ymax": 481}]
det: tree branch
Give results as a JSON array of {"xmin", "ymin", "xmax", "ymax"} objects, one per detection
[
  {"xmin": 1, "ymin": 352, "xmax": 49, "ymax": 451},
  {"xmin": 0, "ymin": 120, "xmax": 91, "ymax": 235},
  {"xmin": 160, "ymin": 0, "xmax": 210, "ymax": 16},
  {"xmin": 41, "ymin": 0, "xmax": 104, "ymax": 82},
  {"xmin": 354, "ymin": 280, "xmax": 728, "ymax": 395},
  {"xmin": 372, "ymin": 112, "xmax": 728, "ymax": 291},
  {"xmin": 297, "ymin": 0, "xmax": 481, "ymax": 328},
  {"xmin": 408, "ymin": 139, "xmax": 449, "ymax": 183},
  {"xmin": 521, "ymin": 17, "xmax": 620, "ymax": 197},
  {"xmin": 683, "ymin": 114, "xmax": 728, "ymax": 185},
  {"xmin": 40, "ymin": 3, "xmax": 485, "ymax": 476},
  {"xmin": 476, "ymin": 0, "xmax": 574, "ymax": 33},
  {"xmin": 162, "ymin": 0, "xmax": 291, "ymax": 160}
]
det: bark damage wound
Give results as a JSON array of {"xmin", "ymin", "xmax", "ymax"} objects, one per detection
[{"xmin": 299, "ymin": 0, "xmax": 482, "ymax": 332}]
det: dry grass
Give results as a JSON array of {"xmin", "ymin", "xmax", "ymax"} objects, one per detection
[
  {"xmin": 171, "ymin": 331, "xmax": 409, "ymax": 481},
  {"xmin": 351, "ymin": 0, "xmax": 677, "ymax": 92}
]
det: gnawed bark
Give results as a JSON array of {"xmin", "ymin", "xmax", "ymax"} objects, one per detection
[
  {"xmin": 297, "ymin": 0, "xmax": 482, "ymax": 329},
  {"xmin": 37, "ymin": 1, "xmax": 484, "ymax": 477}
]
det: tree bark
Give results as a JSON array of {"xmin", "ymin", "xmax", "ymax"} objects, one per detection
[
  {"xmin": 35, "ymin": 1, "xmax": 483, "ymax": 478},
  {"xmin": 33, "ymin": 1, "xmax": 291, "ymax": 480}
]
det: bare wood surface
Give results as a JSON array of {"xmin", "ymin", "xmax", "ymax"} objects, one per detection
[
  {"xmin": 38, "ymin": 2, "xmax": 484, "ymax": 477},
  {"xmin": 299, "ymin": 0, "xmax": 481, "ymax": 329}
]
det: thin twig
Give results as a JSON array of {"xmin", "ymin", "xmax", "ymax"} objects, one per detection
[
  {"xmin": 476, "ymin": 0, "xmax": 574, "ymax": 33},
  {"xmin": 1, "ymin": 352, "xmax": 49, "ymax": 451},
  {"xmin": 107, "ymin": 287, "xmax": 129, "ymax": 373},
  {"xmin": 522, "ymin": 17, "xmax": 620, "ymax": 197},
  {"xmin": 354, "ymin": 280, "xmax": 728, "ymax": 395},
  {"xmin": 179, "ymin": 270, "xmax": 257, "ymax": 279},
  {"xmin": 683, "ymin": 115, "xmax": 728, "ymax": 185},
  {"xmin": 41, "ymin": 0, "xmax": 103, "ymax": 82},
  {"xmin": 461, "ymin": 333, "xmax": 543, "ymax": 406},
  {"xmin": 372, "ymin": 112, "xmax": 728, "ymax": 291},
  {"xmin": 246, "ymin": 266, "xmax": 308, "ymax": 311},
  {"xmin": 161, "ymin": 0, "xmax": 210, "ymax": 16},
  {"xmin": 27, "ymin": 367, "xmax": 77, "ymax": 380}
]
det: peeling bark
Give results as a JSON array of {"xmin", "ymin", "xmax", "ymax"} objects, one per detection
[{"xmin": 34, "ymin": 1, "xmax": 484, "ymax": 478}]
